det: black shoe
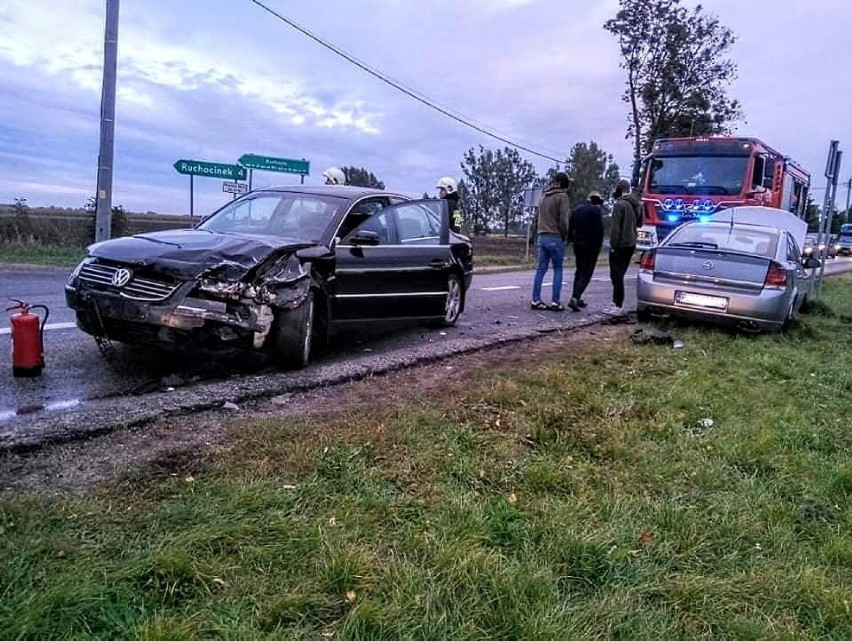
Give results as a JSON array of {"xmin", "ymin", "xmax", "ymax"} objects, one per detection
[
  {"xmin": 548, "ymin": 302, "xmax": 565, "ymax": 312},
  {"xmin": 568, "ymin": 298, "xmax": 581, "ymax": 312},
  {"xmin": 531, "ymin": 300, "xmax": 548, "ymax": 310},
  {"xmin": 577, "ymin": 299, "xmax": 588, "ymax": 308}
]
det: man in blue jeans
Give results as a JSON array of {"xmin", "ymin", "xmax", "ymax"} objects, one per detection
[{"xmin": 531, "ymin": 172, "xmax": 572, "ymax": 311}]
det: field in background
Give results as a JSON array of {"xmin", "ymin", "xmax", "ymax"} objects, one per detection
[{"xmin": 1, "ymin": 210, "xmax": 537, "ymax": 268}]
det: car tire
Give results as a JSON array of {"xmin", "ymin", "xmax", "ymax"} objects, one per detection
[
  {"xmin": 270, "ymin": 291, "xmax": 314, "ymax": 370},
  {"xmin": 440, "ymin": 273, "xmax": 464, "ymax": 327}
]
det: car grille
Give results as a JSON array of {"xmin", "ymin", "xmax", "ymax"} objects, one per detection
[{"xmin": 78, "ymin": 263, "xmax": 180, "ymax": 302}]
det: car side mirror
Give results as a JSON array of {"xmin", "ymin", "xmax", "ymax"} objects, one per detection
[
  {"xmin": 348, "ymin": 230, "xmax": 381, "ymax": 246},
  {"xmin": 295, "ymin": 245, "xmax": 333, "ymax": 262},
  {"xmin": 803, "ymin": 256, "xmax": 821, "ymax": 269}
]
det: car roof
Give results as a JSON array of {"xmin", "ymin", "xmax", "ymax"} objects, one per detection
[{"xmin": 254, "ymin": 185, "xmax": 406, "ymax": 200}]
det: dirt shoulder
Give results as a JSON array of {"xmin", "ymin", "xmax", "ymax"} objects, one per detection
[{"xmin": 0, "ymin": 323, "xmax": 629, "ymax": 495}]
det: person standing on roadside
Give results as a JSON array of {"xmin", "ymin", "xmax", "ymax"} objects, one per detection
[
  {"xmin": 323, "ymin": 167, "xmax": 346, "ymax": 185},
  {"xmin": 531, "ymin": 172, "xmax": 572, "ymax": 311},
  {"xmin": 566, "ymin": 191, "xmax": 605, "ymax": 312},
  {"xmin": 606, "ymin": 179, "xmax": 643, "ymax": 316}
]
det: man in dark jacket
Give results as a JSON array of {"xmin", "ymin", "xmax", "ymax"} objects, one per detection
[
  {"xmin": 566, "ymin": 191, "xmax": 604, "ymax": 311},
  {"xmin": 531, "ymin": 172, "xmax": 572, "ymax": 311},
  {"xmin": 606, "ymin": 179, "xmax": 643, "ymax": 316}
]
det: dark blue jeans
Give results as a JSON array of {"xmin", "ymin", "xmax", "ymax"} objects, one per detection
[{"xmin": 532, "ymin": 234, "xmax": 565, "ymax": 303}]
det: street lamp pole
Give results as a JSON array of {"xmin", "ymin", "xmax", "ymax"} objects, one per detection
[{"xmin": 94, "ymin": 0, "xmax": 120, "ymax": 243}]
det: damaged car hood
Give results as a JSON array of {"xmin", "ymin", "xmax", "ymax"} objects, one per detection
[{"xmin": 87, "ymin": 229, "xmax": 309, "ymax": 280}]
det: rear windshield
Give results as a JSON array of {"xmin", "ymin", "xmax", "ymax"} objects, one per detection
[
  {"xmin": 841, "ymin": 224, "xmax": 852, "ymax": 237},
  {"xmin": 665, "ymin": 223, "xmax": 779, "ymax": 258}
]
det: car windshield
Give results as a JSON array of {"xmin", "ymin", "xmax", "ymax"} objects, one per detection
[
  {"xmin": 197, "ymin": 192, "xmax": 347, "ymax": 242},
  {"xmin": 666, "ymin": 223, "xmax": 779, "ymax": 258},
  {"xmin": 840, "ymin": 224, "xmax": 852, "ymax": 237},
  {"xmin": 647, "ymin": 155, "xmax": 749, "ymax": 196}
]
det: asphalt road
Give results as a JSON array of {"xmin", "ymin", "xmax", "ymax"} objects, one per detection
[{"xmin": 1, "ymin": 257, "xmax": 851, "ymax": 447}]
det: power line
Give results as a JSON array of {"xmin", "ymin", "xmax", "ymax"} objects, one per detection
[{"xmin": 247, "ymin": 0, "xmax": 565, "ymax": 164}]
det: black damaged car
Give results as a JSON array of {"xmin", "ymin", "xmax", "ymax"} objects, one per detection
[{"xmin": 66, "ymin": 186, "xmax": 474, "ymax": 368}]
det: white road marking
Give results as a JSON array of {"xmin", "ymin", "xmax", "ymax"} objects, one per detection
[
  {"xmin": 0, "ymin": 321, "xmax": 77, "ymax": 336},
  {"xmin": 481, "ymin": 285, "xmax": 522, "ymax": 292}
]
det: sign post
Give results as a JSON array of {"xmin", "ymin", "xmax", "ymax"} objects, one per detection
[
  {"xmin": 522, "ymin": 187, "xmax": 543, "ymax": 261},
  {"xmin": 814, "ymin": 142, "xmax": 842, "ymax": 298},
  {"xmin": 174, "ymin": 160, "xmax": 247, "ymax": 219}
]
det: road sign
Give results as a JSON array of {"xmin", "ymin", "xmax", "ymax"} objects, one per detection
[
  {"xmin": 522, "ymin": 187, "xmax": 543, "ymax": 209},
  {"xmin": 173, "ymin": 159, "xmax": 247, "ymax": 181},
  {"xmin": 238, "ymin": 154, "xmax": 310, "ymax": 175},
  {"xmin": 222, "ymin": 181, "xmax": 249, "ymax": 195}
]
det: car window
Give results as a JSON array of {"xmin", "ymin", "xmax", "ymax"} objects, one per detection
[
  {"xmin": 336, "ymin": 198, "xmax": 388, "ymax": 240},
  {"xmin": 394, "ymin": 202, "xmax": 443, "ymax": 244},
  {"xmin": 343, "ymin": 209, "xmax": 397, "ymax": 245},
  {"xmin": 666, "ymin": 223, "xmax": 779, "ymax": 258},
  {"xmin": 786, "ymin": 235, "xmax": 801, "ymax": 262},
  {"xmin": 199, "ymin": 192, "xmax": 346, "ymax": 242}
]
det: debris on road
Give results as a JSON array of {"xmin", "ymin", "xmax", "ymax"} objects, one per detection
[
  {"xmin": 630, "ymin": 327, "xmax": 674, "ymax": 346},
  {"xmin": 222, "ymin": 401, "xmax": 240, "ymax": 411}
]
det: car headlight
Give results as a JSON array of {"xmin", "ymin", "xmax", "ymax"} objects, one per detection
[
  {"xmin": 68, "ymin": 257, "xmax": 94, "ymax": 285},
  {"xmin": 803, "ymin": 247, "xmax": 813, "ymax": 254},
  {"xmin": 198, "ymin": 278, "xmax": 248, "ymax": 301},
  {"xmin": 270, "ymin": 254, "xmax": 307, "ymax": 284}
]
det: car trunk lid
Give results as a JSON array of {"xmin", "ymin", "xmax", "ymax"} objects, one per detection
[{"xmin": 652, "ymin": 247, "xmax": 771, "ymax": 293}]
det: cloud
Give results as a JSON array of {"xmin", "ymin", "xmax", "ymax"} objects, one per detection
[{"xmin": 0, "ymin": 0, "xmax": 849, "ymax": 217}]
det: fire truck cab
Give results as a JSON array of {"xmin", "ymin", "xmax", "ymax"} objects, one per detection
[{"xmin": 637, "ymin": 137, "xmax": 811, "ymax": 250}]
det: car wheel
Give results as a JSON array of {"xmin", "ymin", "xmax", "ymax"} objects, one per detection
[
  {"xmin": 270, "ymin": 291, "xmax": 314, "ymax": 369},
  {"xmin": 441, "ymin": 274, "xmax": 464, "ymax": 327}
]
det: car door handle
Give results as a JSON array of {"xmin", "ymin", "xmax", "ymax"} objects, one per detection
[{"xmin": 430, "ymin": 259, "xmax": 448, "ymax": 269}]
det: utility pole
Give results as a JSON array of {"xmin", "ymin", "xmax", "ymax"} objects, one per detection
[
  {"xmin": 815, "ymin": 143, "xmax": 841, "ymax": 298},
  {"xmin": 94, "ymin": 0, "xmax": 120, "ymax": 243},
  {"xmin": 845, "ymin": 177, "xmax": 851, "ymax": 224}
]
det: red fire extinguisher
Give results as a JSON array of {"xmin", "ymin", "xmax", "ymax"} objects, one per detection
[{"xmin": 6, "ymin": 299, "xmax": 50, "ymax": 378}]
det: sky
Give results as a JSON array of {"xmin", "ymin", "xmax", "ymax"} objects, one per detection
[{"xmin": 1, "ymin": 0, "xmax": 850, "ymax": 216}]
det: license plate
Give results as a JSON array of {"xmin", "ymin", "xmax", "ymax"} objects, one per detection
[{"xmin": 675, "ymin": 291, "xmax": 729, "ymax": 311}]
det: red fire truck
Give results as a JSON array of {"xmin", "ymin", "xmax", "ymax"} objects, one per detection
[{"xmin": 637, "ymin": 136, "xmax": 811, "ymax": 250}]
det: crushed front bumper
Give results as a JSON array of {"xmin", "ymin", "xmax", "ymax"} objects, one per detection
[{"xmin": 65, "ymin": 280, "xmax": 294, "ymax": 349}]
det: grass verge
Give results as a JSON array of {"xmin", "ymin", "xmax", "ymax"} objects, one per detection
[
  {"xmin": 2, "ymin": 279, "xmax": 852, "ymax": 639},
  {"xmin": 0, "ymin": 243, "xmax": 85, "ymax": 267}
]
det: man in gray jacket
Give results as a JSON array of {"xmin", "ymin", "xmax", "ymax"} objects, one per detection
[
  {"xmin": 606, "ymin": 179, "xmax": 643, "ymax": 316},
  {"xmin": 531, "ymin": 172, "xmax": 572, "ymax": 311}
]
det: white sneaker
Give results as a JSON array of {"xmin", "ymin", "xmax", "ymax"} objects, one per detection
[{"xmin": 603, "ymin": 305, "xmax": 626, "ymax": 317}]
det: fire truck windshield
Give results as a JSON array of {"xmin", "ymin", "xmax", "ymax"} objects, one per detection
[{"xmin": 647, "ymin": 155, "xmax": 749, "ymax": 196}]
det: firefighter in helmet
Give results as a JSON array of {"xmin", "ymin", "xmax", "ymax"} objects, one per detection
[
  {"xmin": 323, "ymin": 167, "xmax": 346, "ymax": 186},
  {"xmin": 436, "ymin": 177, "xmax": 463, "ymax": 233}
]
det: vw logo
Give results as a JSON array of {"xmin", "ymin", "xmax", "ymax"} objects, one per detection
[
  {"xmin": 702, "ymin": 261, "xmax": 715, "ymax": 271},
  {"xmin": 111, "ymin": 268, "xmax": 132, "ymax": 287}
]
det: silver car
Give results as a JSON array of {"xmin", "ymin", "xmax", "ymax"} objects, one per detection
[{"xmin": 636, "ymin": 207, "xmax": 821, "ymax": 331}]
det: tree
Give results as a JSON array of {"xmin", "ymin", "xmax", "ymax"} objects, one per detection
[
  {"xmin": 565, "ymin": 141, "xmax": 621, "ymax": 205},
  {"xmin": 341, "ymin": 166, "xmax": 385, "ymax": 189},
  {"xmin": 460, "ymin": 146, "xmax": 537, "ymax": 236},
  {"xmin": 805, "ymin": 198, "xmax": 821, "ymax": 233},
  {"xmin": 605, "ymin": 0, "xmax": 743, "ymax": 183}
]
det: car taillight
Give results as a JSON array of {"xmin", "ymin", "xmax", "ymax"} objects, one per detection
[
  {"xmin": 764, "ymin": 262, "xmax": 787, "ymax": 288},
  {"xmin": 639, "ymin": 251, "xmax": 655, "ymax": 272}
]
